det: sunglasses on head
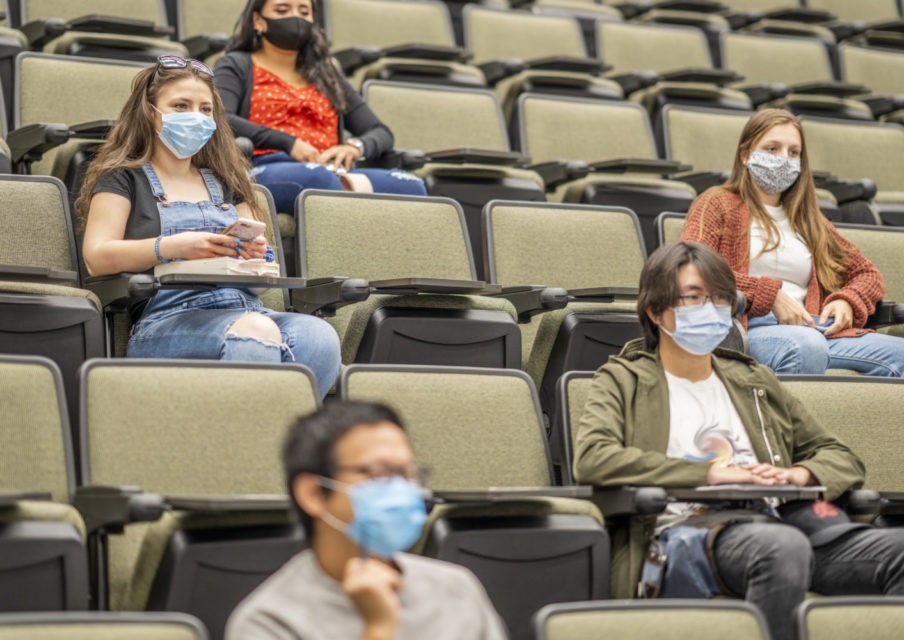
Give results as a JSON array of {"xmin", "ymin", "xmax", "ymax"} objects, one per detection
[{"xmin": 147, "ymin": 55, "xmax": 213, "ymax": 88}]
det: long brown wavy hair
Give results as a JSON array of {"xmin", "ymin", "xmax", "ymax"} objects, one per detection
[
  {"xmin": 724, "ymin": 108, "xmax": 848, "ymax": 293},
  {"xmin": 77, "ymin": 62, "xmax": 261, "ymax": 222}
]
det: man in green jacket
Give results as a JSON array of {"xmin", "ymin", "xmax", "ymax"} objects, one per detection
[{"xmin": 574, "ymin": 241, "xmax": 904, "ymax": 640}]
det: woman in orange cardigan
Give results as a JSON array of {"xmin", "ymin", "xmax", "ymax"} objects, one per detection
[{"xmin": 681, "ymin": 109, "xmax": 904, "ymax": 376}]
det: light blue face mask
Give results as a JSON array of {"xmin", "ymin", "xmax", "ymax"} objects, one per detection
[
  {"xmin": 318, "ymin": 476, "xmax": 427, "ymax": 558},
  {"xmin": 660, "ymin": 302, "xmax": 733, "ymax": 356},
  {"xmin": 153, "ymin": 106, "xmax": 217, "ymax": 159}
]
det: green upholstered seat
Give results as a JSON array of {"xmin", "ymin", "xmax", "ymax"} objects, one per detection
[
  {"xmin": 0, "ymin": 611, "xmax": 208, "ymax": 640},
  {"xmin": 796, "ymin": 597, "xmax": 904, "ymax": 640}
]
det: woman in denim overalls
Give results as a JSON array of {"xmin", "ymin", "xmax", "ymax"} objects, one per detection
[{"xmin": 79, "ymin": 56, "xmax": 340, "ymax": 396}]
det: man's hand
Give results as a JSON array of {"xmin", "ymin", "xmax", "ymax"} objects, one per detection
[
  {"xmin": 343, "ymin": 557, "xmax": 401, "ymax": 640},
  {"xmin": 706, "ymin": 463, "xmax": 785, "ymax": 486}
]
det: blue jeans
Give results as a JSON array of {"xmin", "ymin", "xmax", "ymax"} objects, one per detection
[
  {"xmin": 747, "ymin": 312, "xmax": 904, "ymax": 376},
  {"xmin": 251, "ymin": 152, "xmax": 427, "ymax": 213},
  {"xmin": 714, "ymin": 522, "xmax": 904, "ymax": 640},
  {"xmin": 128, "ymin": 289, "xmax": 341, "ymax": 397}
]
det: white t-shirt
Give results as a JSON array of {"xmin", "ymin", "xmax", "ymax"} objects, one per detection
[
  {"xmin": 749, "ymin": 204, "xmax": 812, "ymax": 306},
  {"xmin": 657, "ymin": 370, "xmax": 759, "ymax": 531}
]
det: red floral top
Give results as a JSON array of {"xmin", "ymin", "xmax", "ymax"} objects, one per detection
[{"xmin": 248, "ymin": 64, "xmax": 339, "ymax": 155}]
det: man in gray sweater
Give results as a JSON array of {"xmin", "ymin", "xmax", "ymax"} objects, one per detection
[{"xmin": 226, "ymin": 401, "xmax": 507, "ymax": 640}]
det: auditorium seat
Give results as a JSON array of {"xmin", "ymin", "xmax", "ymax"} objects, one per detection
[
  {"xmin": 77, "ymin": 359, "xmax": 319, "ymax": 640},
  {"xmin": 171, "ymin": 0, "xmax": 247, "ymax": 63},
  {"xmin": 534, "ymin": 599, "xmax": 770, "ymax": 640},
  {"xmin": 839, "ymin": 43, "xmax": 904, "ymax": 124},
  {"xmin": 463, "ymin": 4, "xmax": 622, "ymax": 125},
  {"xmin": 340, "ymin": 363, "xmax": 610, "ymax": 640},
  {"xmin": 361, "ymin": 79, "xmax": 546, "ymax": 277},
  {"xmin": 482, "ymin": 200, "xmax": 644, "ymax": 464},
  {"xmin": 0, "ymin": 355, "xmax": 88, "ymax": 612},
  {"xmin": 325, "ymin": 0, "xmax": 485, "ymax": 90},
  {"xmin": 516, "ymin": 92, "xmax": 697, "ymax": 252},
  {"xmin": 296, "ymin": 189, "xmax": 521, "ymax": 368},
  {"xmin": 795, "ymin": 597, "xmax": 904, "ymax": 640},
  {"xmin": 0, "ymin": 611, "xmax": 208, "ymax": 639},
  {"xmin": 17, "ymin": 0, "xmax": 188, "ymax": 62}
]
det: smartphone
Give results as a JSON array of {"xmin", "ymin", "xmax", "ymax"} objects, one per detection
[
  {"xmin": 815, "ymin": 322, "xmax": 831, "ymax": 333},
  {"xmin": 222, "ymin": 218, "xmax": 266, "ymax": 241}
]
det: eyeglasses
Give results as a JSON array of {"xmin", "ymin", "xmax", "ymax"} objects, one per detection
[
  {"xmin": 676, "ymin": 293, "xmax": 733, "ymax": 309},
  {"xmin": 147, "ymin": 55, "xmax": 213, "ymax": 89},
  {"xmin": 334, "ymin": 463, "xmax": 431, "ymax": 486}
]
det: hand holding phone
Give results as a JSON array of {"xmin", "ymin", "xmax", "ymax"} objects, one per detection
[{"xmin": 222, "ymin": 218, "xmax": 267, "ymax": 241}]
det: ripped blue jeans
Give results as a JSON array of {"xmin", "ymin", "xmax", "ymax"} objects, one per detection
[{"xmin": 128, "ymin": 288, "xmax": 341, "ymax": 397}]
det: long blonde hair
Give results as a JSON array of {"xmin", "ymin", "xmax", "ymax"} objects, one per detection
[
  {"xmin": 77, "ymin": 62, "xmax": 261, "ymax": 222},
  {"xmin": 724, "ymin": 108, "xmax": 848, "ymax": 293}
]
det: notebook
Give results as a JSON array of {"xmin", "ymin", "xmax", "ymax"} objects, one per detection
[{"xmin": 154, "ymin": 257, "xmax": 279, "ymax": 278}]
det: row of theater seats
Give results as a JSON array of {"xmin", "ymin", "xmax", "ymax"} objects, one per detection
[{"xmin": 4, "ymin": 354, "xmax": 904, "ymax": 639}]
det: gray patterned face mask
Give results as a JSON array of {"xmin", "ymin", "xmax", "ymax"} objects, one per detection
[{"xmin": 746, "ymin": 150, "xmax": 801, "ymax": 195}]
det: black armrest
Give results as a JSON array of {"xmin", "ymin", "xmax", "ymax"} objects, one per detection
[
  {"xmin": 0, "ymin": 264, "xmax": 77, "ymax": 285},
  {"xmin": 6, "ymin": 123, "xmax": 72, "ymax": 166},
  {"xmin": 477, "ymin": 58, "xmax": 527, "ymax": 85},
  {"xmin": 163, "ymin": 494, "xmax": 291, "ymax": 512},
  {"xmin": 74, "ymin": 485, "xmax": 166, "ymax": 536},
  {"xmin": 490, "ymin": 285, "xmax": 568, "ymax": 321},
  {"xmin": 837, "ymin": 489, "xmax": 883, "ymax": 515},
  {"xmin": 360, "ymin": 149, "xmax": 428, "ymax": 171},
  {"xmin": 381, "ymin": 43, "xmax": 468, "ymax": 62},
  {"xmin": 659, "ymin": 68, "xmax": 744, "ymax": 86},
  {"xmin": 592, "ymin": 486, "xmax": 669, "ymax": 517},
  {"xmin": 737, "ymin": 82, "xmax": 789, "ymax": 106},
  {"xmin": 524, "ymin": 55, "xmax": 609, "ymax": 74},
  {"xmin": 20, "ymin": 17, "xmax": 68, "ymax": 48},
  {"xmin": 568, "ymin": 286, "xmax": 639, "ymax": 302},
  {"xmin": 85, "ymin": 273, "xmax": 142, "ymax": 309},
  {"xmin": 862, "ymin": 29, "xmax": 904, "ymax": 50},
  {"xmin": 426, "ymin": 148, "xmax": 529, "ymax": 166},
  {"xmin": 723, "ymin": 10, "xmax": 762, "ymax": 30},
  {"xmin": 69, "ymin": 119, "xmax": 115, "ymax": 139},
  {"xmin": 182, "ymin": 33, "xmax": 228, "ymax": 60},
  {"xmin": 789, "ymin": 81, "xmax": 871, "ymax": 98},
  {"xmin": 858, "ymin": 94, "xmax": 904, "ymax": 118},
  {"xmin": 813, "ymin": 175, "xmax": 877, "ymax": 204},
  {"xmin": 865, "ymin": 19, "xmax": 904, "ymax": 34},
  {"xmin": 66, "ymin": 14, "xmax": 173, "ymax": 38},
  {"xmin": 877, "ymin": 491, "xmax": 904, "ymax": 516},
  {"xmin": 762, "ymin": 8, "xmax": 835, "ymax": 23},
  {"xmin": 652, "ymin": 0, "xmax": 725, "ymax": 13},
  {"xmin": 588, "ymin": 158, "xmax": 692, "ymax": 175},
  {"xmin": 333, "ymin": 46, "xmax": 383, "ymax": 75},
  {"xmin": 675, "ymin": 170, "xmax": 729, "ymax": 193},
  {"xmin": 369, "ymin": 277, "xmax": 497, "ymax": 295},
  {"xmin": 607, "ymin": 70, "xmax": 661, "ymax": 95},
  {"xmin": 866, "ymin": 300, "xmax": 902, "ymax": 328},
  {"xmin": 527, "ymin": 160, "xmax": 590, "ymax": 190},
  {"xmin": 290, "ymin": 277, "xmax": 370, "ymax": 315}
]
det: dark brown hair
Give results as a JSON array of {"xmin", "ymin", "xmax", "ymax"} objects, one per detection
[
  {"xmin": 77, "ymin": 63, "xmax": 260, "ymax": 222},
  {"xmin": 724, "ymin": 108, "xmax": 848, "ymax": 293},
  {"xmin": 638, "ymin": 242, "xmax": 737, "ymax": 351}
]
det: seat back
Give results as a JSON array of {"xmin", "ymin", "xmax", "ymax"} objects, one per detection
[
  {"xmin": 778, "ymin": 376, "xmax": 904, "ymax": 492},
  {"xmin": 802, "ymin": 116, "xmax": 904, "ymax": 193},
  {"xmin": 597, "ymin": 21, "xmax": 713, "ymax": 73},
  {"xmin": 326, "ymin": 0, "xmax": 455, "ymax": 50},
  {"xmin": 556, "ymin": 370, "xmax": 594, "ymax": 470},
  {"xmin": 464, "ymin": 4, "xmax": 586, "ymax": 64},
  {"xmin": 719, "ymin": 0, "xmax": 804, "ymax": 10},
  {"xmin": 14, "ymin": 53, "xmax": 144, "ymax": 176},
  {"xmin": 252, "ymin": 183, "xmax": 289, "ymax": 312},
  {"xmin": 796, "ymin": 597, "xmax": 904, "ymax": 640},
  {"xmin": 362, "ymin": 80, "xmax": 510, "ymax": 152},
  {"xmin": 835, "ymin": 224, "xmax": 904, "ymax": 303},
  {"xmin": 0, "ymin": 611, "xmax": 208, "ymax": 639},
  {"xmin": 721, "ymin": 32, "xmax": 835, "ymax": 85},
  {"xmin": 807, "ymin": 0, "xmax": 901, "ymax": 23},
  {"xmin": 176, "ymin": 0, "xmax": 247, "ymax": 41},
  {"xmin": 20, "ymin": 0, "xmax": 166, "ymax": 23},
  {"xmin": 534, "ymin": 599, "xmax": 770, "ymax": 640},
  {"xmin": 655, "ymin": 211, "xmax": 687, "ymax": 247},
  {"xmin": 341, "ymin": 365, "xmax": 553, "ymax": 489},
  {"xmin": 518, "ymin": 93, "xmax": 658, "ymax": 162},
  {"xmin": 661, "ymin": 104, "xmax": 752, "ymax": 173},
  {"xmin": 0, "ymin": 355, "xmax": 73, "ymax": 503},
  {"xmin": 485, "ymin": 200, "xmax": 645, "ymax": 289},
  {"xmin": 298, "ymin": 190, "xmax": 477, "ymax": 281},
  {"xmin": 839, "ymin": 43, "xmax": 904, "ymax": 95}
]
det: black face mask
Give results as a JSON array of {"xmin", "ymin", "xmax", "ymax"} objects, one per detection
[{"xmin": 261, "ymin": 16, "xmax": 313, "ymax": 51}]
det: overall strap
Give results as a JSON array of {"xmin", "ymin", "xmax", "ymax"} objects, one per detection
[
  {"xmin": 199, "ymin": 168, "xmax": 225, "ymax": 206},
  {"xmin": 141, "ymin": 162, "xmax": 168, "ymax": 203}
]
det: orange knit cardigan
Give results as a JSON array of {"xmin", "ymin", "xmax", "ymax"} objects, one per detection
[{"xmin": 680, "ymin": 187, "xmax": 884, "ymax": 338}]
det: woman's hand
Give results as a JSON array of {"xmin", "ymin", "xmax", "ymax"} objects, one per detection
[
  {"xmin": 160, "ymin": 232, "xmax": 238, "ymax": 261},
  {"xmin": 319, "ymin": 143, "xmax": 362, "ymax": 171},
  {"xmin": 236, "ymin": 234, "xmax": 268, "ymax": 260},
  {"xmin": 772, "ymin": 289, "xmax": 815, "ymax": 327},
  {"xmin": 820, "ymin": 299, "xmax": 854, "ymax": 337},
  {"xmin": 290, "ymin": 138, "xmax": 321, "ymax": 163}
]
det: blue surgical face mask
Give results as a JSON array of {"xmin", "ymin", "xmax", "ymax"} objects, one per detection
[
  {"xmin": 318, "ymin": 476, "xmax": 427, "ymax": 558},
  {"xmin": 153, "ymin": 106, "xmax": 217, "ymax": 159},
  {"xmin": 660, "ymin": 302, "xmax": 733, "ymax": 356}
]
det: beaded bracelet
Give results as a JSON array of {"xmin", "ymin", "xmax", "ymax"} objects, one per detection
[{"xmin": 154, "ymin": 235, "xmax": 170, "ymax": 264}]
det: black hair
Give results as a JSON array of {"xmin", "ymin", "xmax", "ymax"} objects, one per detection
[
  {"xmin": 228, "ymin": 0, "xmax": 348, "ymax": 111},
  {"xmin": 282, "ymin": 400, "xmax": 404, "ymax": 539},
  {"xmin": 637, "ymin": 242, "xmax": 738, "ymax": 351}
]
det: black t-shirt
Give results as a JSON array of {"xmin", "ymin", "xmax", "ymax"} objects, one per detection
[{"xmin": 93, "ymin": 166, "xmax": 239, "ymax": 239}]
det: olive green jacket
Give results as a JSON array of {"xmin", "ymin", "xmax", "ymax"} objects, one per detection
[{"xmin": 573, "ymin": 339, "xmax": 866, "ymax": 599}]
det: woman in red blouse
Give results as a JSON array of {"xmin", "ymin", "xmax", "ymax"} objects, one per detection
[{"xmin": 215, "ymin": 0, "xmax": 426, "ymax": 213}]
